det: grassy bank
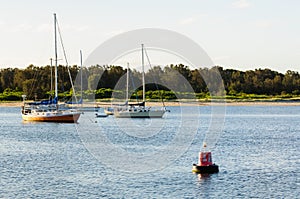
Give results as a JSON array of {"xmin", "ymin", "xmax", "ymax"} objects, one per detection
[{"xmin": 1, "ymin": 89, "xmax": 300, "ymax": 104}]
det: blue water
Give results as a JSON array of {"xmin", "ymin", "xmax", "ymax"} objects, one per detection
[{"xmin": 1, "ymin": 105, "xmax": 299, "ymax": 198}]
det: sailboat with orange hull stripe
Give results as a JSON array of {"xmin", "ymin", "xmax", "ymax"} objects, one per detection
[{"xmin": 21, "ymin": 13, "xmax": 81, "ymax": 123}]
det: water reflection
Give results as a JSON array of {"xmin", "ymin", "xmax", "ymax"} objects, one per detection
[{"xmin": 197, "ymin": 173, "xmax": 212, "ymax": 180}]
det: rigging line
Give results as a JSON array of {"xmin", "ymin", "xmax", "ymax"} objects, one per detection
[
  {"xmin": 27, "ymin": 68, "xmax": 36, "ymax": 99},
  {"xmin": 129, "ymin": 68, "xmax": 139, "ymax": 101},
  {"xmin": 28, "ymin": 67, "xmax": 40, "ymax": 100},
  {"xmin": 143, "ymin": 47, "xmax": 166, "ymax": 108},
  {"xmin": 55, "ymin": 19, "xmax": 78, "ymax": 103}
]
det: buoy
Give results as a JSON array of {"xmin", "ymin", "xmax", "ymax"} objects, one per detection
[{"xmin": 192, "ymin": 143, "xmax": 219, "ymax": 174}]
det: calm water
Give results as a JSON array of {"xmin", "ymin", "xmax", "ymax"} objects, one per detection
[{"xmin": 1, "ymin": 105, "xmax": 299, "ymax": 198}]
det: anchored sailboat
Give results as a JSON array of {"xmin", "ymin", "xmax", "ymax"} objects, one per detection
[
  {"xmin": 21, "ymin": 13, "xmax": 81, "ymax": 123},
  {"xmin": 114, "ymin": 44, "xmax": 166, "ymax": 118}
]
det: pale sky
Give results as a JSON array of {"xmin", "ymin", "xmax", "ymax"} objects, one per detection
[{"xmin": 0, "ymin": 0, "xmax": 299, "ymax": 73}]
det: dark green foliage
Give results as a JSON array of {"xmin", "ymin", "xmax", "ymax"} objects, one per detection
[
  {"xmin": 0, "ymin": 64, "xmax": 300, "ymax": 101},
  {"xmin": 0, "ymin": 88, "xmax": 23, "ymax": 101},
  {"xmin": 95, "ymin": 88, "xmax": 113, "ymax": 98}
]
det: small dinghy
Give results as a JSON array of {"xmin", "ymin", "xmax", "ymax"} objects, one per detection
[{"xmin": 95, "ymin": 113, "xmax": 108, "ymax": 118}]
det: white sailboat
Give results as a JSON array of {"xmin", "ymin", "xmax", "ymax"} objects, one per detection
[
  {"xmin": 64, "ymin": 50, "xmax": 101, "ymax": 112},
  {"xmin": 104, "ymin": 62, "xmax": 131, "ymax": 116},
  {"xmin": 21, "ymin": 13, "xmax": 81, "ymax": 123},
  {"xmin": 114, "ymin": 44, "xmax": 166, "ymax": 118}
]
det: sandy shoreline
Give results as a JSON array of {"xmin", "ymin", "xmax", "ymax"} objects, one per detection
[{"xmin": 1, "ymin": 101, "xmax": 300, "ymax": 107}]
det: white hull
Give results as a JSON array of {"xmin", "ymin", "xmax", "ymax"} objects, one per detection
[
  {"xmin": 59, "ymin": 104, "xmax": 100, "ymax": 112},
  {"xmin": 104, "ymin": 108, "xmax": 114, "ymax": 115},
  {"xmin": 114, "ymin": 109, "xmax": 165, "ymax": 118}
]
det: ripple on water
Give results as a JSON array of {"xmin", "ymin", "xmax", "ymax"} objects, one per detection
[{"xmin": 0, "ymin": 106, "xmax": 299, "ymax": 198}]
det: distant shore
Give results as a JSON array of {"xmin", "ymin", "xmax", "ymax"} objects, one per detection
[{"xmin": 1, "ymin": 100, "xmax": 300, "ymax": 107}]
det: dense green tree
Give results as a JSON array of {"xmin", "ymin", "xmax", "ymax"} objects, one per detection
[
  {"xmin": 190, "ymin": 69, "xmax": 207, "ymax": 93},
  {"xmin": 1, "ymin": 64, "xmax": 300, "ymax": 101},
  {"xmin": 1, "ymin": 68, "xmax": 16, "ymax": 90}
]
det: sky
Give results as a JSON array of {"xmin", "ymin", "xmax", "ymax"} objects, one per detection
[{"xmin": 0, "ymin": 0, "xmax": 299, "ymax": 73}]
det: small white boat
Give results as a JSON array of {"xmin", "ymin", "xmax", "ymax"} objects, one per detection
[
  {"xmin": 104, "ymin": 107, "xmax": 114, "ymax": 115},
  {"xmin": 95, "ymin": 113, "xmax": 108, "ymax": 118}
]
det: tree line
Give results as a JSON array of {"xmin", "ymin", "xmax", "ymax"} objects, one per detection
[{"xmin": 0, "ymin": 64, "xmax": 299, "ymax": 101}]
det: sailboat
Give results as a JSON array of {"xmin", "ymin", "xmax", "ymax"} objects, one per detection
[
  {"xmin": 114, "ymin": 44, "xmax": 166, "ymax": 118},
  {"xmin": 63, "ymin": 50, "xmax": 100, "ymax": 112},
  {"xmin": 103, "ymin": 62, "xmax": 131, "ymax": 116},
  {"xmin": 21, "ymin": 13, "xmax": 81, "ymax": 123}
]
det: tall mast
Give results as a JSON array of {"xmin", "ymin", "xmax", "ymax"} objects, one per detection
[
  {"xmin": 80, "ymin": 50, "xmax": 83, "ymax": 102},
  {"xmin": 50, "ymin": 58, "xmax": 53, "ymax": 96},
  {"xmin": 54, "ymin": 13, "xmax": 58, "ymax": 99},
  {"xmin": 141, "ymin": 44, "xmax": 145, "ymax": 102},
  {"xmin": 126, "ymin": 62, "xmax": 129, "ymax": 102}
]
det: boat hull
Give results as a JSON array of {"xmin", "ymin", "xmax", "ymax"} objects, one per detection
[
  {"xmin": 95, "ymin": 113, "xmax": 108, "ymax": 118},
  {"xmin": 114, "ymin": 110, "xmax": 165, "ymax": 118},
  {"xmin": 104, "ymin": 109, "xmax": 114, "ymax": 115},
  {"xmin": 192, "ymin": 164, "xmax": 219, "ymax": 174},
  {"xmin": 22, "ymin": 112, "xmax": 81, "ymax": 123}
]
